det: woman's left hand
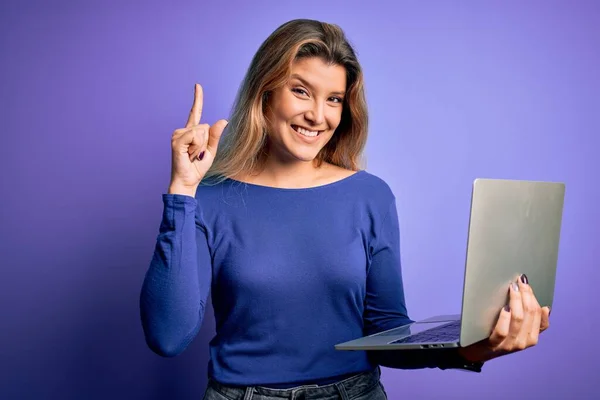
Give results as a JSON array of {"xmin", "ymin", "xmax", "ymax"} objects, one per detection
[{"xmin": 457, "ymin": 274, "xmax": 551, "ymax": 363}]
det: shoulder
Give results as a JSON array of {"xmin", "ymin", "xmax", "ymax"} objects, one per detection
[
  {"xmin": 195, "ymin": 175, "xmax": 247, "ymax": 203},
  {"xmin": 191, "ymin": 175, "xmax": 249, "ymax": 228},
  {"xmin": 336, "ymin": 169, "xmax": 398, "ymax": 225},
  {"xmin": 192, "ymin": 175, "xmax": 247, "ymax": 210},
  {"xmin": 351, "ymin": 169, "xmax": 397, "ymax": 204}
]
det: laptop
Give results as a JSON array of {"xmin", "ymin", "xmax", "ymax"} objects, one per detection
[{"xmin": 335, "ymin": 178, "xmax": 565, "ymax": 351}]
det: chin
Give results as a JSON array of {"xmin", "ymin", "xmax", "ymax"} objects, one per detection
[{"xmin": 289, "ymin": 150, "xmax": 320, "ymax": 163}]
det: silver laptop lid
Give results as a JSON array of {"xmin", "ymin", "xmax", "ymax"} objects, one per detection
[{"xmin": 459, "ymin": 179, "xmax": 565, "ymax": 347}]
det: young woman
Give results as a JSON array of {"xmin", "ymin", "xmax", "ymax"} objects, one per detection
[{"xmin": 140, "ymin": 19, "xmax": 550, "ymax": 400}]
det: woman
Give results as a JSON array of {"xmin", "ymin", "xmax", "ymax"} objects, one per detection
[{"xmin": 140, "ymin": 19, "xmax": 550, "ymax": 400}]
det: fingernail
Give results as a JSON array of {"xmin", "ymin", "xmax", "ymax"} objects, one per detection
[
  {"xmin": 198, "ymin": 151, "xmax": 205, "ymax": 160},
  {"xmin": 520, "ymin": 274, "xmax": 529, "ymax": 285},
  {"xmin": 504, "ymin": 305, "xmax": 511, "ymax": 312},
  {"xmin": 512, "ymin": 282, "xmax": 519, "ymax": 292}
]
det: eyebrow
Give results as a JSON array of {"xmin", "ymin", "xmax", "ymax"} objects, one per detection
[{"xmin": 290, "ymin": 74, "xmax": 346, "ymax": 96}]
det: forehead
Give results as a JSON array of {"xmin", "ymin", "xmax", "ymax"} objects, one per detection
[{"xmin": 289, "ymin": 57, "xmax": 346, "ymax": 92}]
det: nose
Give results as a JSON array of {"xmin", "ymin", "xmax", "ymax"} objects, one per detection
[{"xmin": 304, "ymin": 100, "xmax": 325, "ymax": 127}]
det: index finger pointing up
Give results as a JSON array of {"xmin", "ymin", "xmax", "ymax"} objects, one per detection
[{"xmin": 186, "ymin": 83, "xmax": 203, "ymax": 128}]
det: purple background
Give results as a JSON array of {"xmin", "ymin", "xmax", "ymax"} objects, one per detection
[{"xmin": 1, "ymin": 0, "xmax": 598, "ymax": 399}]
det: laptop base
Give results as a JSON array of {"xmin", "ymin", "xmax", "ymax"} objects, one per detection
[{"xmin": 335, "ymin": 314, "xmax": 462, "ymax": 351}]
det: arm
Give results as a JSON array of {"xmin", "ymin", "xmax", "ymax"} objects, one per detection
[
  {"xmin": 364, "ymin": 198, "xmax": 483, "ymax": 372},
  {"xmin": 139, "ymin": 193, "xmax": 212, "ymax": 357}
]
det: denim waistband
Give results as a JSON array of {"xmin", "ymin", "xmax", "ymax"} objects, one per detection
[{"xmin": 207, "ymin": 367, "xmax": 381, "ymax": 400}]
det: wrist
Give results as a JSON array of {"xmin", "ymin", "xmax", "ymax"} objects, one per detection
[
  {"xmin": 167, "ymin": 183, "xmax": 198, "ymax": 197},
  {"xmin": 451, "ymin": 348, "xmax": 485, "ymax": 372},
  {"xmin": 458, "ymin": 341, "xmax": 497, "ymax": 363}
]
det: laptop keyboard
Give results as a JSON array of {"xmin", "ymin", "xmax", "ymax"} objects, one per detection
[{"xmin": 390, "ymin": 320, "xmax": 461, "ymax": 344}]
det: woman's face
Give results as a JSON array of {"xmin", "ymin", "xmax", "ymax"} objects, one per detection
[{"xmin": 264, "ymin": 57, "xmax": 347, "ymax": 164}]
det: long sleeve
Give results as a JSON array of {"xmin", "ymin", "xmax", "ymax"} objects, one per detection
[
  {"xmin": 139, "ymin": 194, "xmax": 212, "ymax": 357},
  {"xmin": 365, "ymin": 198, "xmax": 483, "ymax": 372}
]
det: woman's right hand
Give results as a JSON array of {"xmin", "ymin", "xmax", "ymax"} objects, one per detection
[{"xmin": 168, "ymin": 84, "xmax": 228, "ymax": 197}]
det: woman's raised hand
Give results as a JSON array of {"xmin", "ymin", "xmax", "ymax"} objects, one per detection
[{"xmin": 168, "ymin": 84, "xmax": 228, "ymax": 197}]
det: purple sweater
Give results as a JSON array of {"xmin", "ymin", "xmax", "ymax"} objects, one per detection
[{"xmin": 140, "ymin": 170, "xmax": 477, "ymax": 387}]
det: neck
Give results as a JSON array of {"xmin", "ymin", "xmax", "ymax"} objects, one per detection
[
  {"xmin": 255, "ymin": 158, "xmax": 329, "ymax": 189},
  {"xmin": 238, "ymin": 146, "xmax": 331, "ymax": 189}
]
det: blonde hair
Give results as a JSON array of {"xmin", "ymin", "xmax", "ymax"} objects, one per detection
[{"xmin": 202, "ymin": 19, "xmax": 369, "ymax": 185}]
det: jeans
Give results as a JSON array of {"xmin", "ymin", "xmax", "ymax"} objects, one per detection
[{"xmin": 202, "ymin": 367, "xmax": 387, "ymax": 400}]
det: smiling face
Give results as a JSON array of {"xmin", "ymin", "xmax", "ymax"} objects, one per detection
[{"xmin": 263, "ymin": 57, "xmax": 347, "ymax": 165}]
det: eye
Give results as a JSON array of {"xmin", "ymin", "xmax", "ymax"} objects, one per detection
[
  {"xmin": 291, "ymin": 88, "xmax": 308, "ymax": 96},
  {"xmin": 330, "ymin": 97, "xmax": 344, "ymax": 104}
]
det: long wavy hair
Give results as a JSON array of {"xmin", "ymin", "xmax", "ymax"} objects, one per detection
[{"xmin": 202, "ymin": 19, "xmax": 369, "ymax": 185}]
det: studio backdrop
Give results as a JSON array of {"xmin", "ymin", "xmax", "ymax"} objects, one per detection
[{"xmin": 1, "ymin": 1, "xmax": 598, "ymax": 399}]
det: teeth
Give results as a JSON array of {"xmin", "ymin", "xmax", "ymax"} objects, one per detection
[{"xmin": 294, "ymin": 125, "xmax": 319, "ymax": 137}]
